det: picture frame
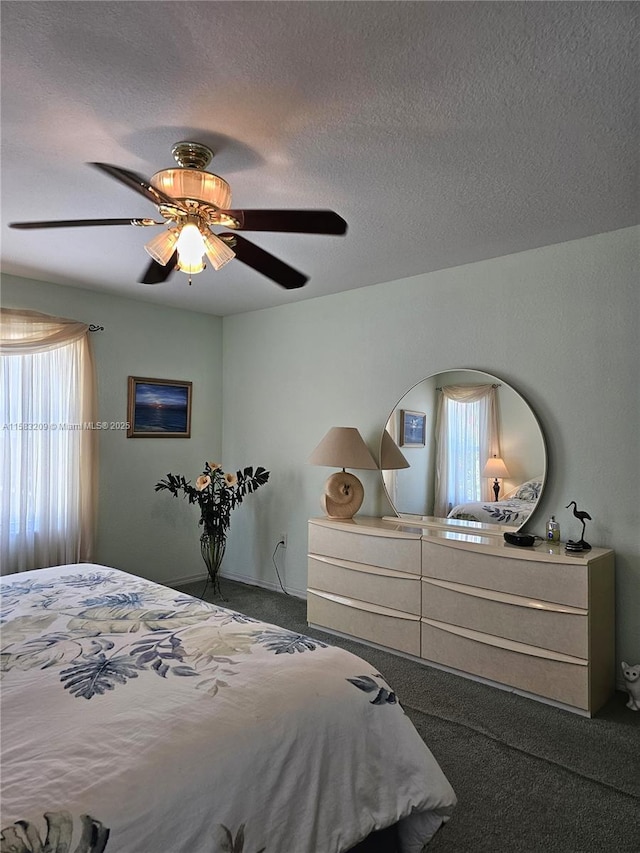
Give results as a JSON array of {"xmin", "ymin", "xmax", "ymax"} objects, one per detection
[
  {"xmin": 399, "ymin": 409, "xmax": 426, "ymax": 447},
  {"xmin": 127, "ymin": 377, "xmax": 192, "ymax": 438}
]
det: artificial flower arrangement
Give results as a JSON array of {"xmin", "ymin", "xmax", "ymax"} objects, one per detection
[{"xmin": 155, "ymin": 461, "xmax": 269, "ymax": 597}]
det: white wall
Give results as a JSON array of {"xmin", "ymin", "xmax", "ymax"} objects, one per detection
[
  {"xmin": 221, "ymin": 227, "xmax": 640, "ymax": 665},
  {"xmin": 1, "ymin": 275, "xmax": 223, "ymax": 585}
]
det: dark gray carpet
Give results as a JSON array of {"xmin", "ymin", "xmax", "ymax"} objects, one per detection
[{"xmin": 177, "ymin": 577, "xmax": 640, "ymax": 853}]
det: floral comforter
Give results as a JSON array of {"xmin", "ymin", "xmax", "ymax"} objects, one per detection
[
  {"xmin": 447, "ymin": 498, "xmax": 536, "ymax": 526},
  {"xmin": 0, "ymin": 564, "xmax": 456, "ymax": 853}
]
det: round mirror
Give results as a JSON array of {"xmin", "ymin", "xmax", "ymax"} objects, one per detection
[{"xmin": 381, "ymin": 369, "xmax": 547, "ymax": 531}]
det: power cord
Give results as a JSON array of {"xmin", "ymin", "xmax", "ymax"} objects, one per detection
[{"xmin": 272, "ymin": 540, "xmax": 290, "ymax": 595}]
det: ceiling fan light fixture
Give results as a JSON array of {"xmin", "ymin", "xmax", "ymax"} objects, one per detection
[
  {"xmin": 201, "ymin": 229, "xmax": 235, "ymax": 271},
  {"xmin": 144, "ymin": 227, "xmax": 179, "ymax": 265},
  {"xmin": 150, "ymin": 168, "xmax": 232, "ymax": 209}
]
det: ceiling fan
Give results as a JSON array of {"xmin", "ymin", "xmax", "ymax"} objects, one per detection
[{"xmin": 9, "ymin": 141, "xmax": 348, "ymax": 289}]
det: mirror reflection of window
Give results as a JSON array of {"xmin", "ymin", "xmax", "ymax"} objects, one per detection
[{"xmin": 434, "ymin": 385, "xmax": 498, "ymax": 517}]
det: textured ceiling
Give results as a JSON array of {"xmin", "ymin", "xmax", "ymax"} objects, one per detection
[{"xmin": 1, "ymin": 1, "xmax": 638, "ymax": 316}]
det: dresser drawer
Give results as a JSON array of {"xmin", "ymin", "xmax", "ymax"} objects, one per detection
[
  {"xmin": 309, "ymin": 523, "xmax": 421, "ymax": 574},
  {"xmin": 309, "ymin": 556, "xmax": 421, "ymax": 615},
  {"xmin": 421, "ymin": 618, "xmax": 589, "ymax": 710},
  {"xmin": 422, "ymin": 539, "xmax": 587, "ymax": 608},
  {"xmin": 421, "ymin": 578, "xmax": 588, "ymax": 658},
  {"xmin": 308, "ymin": 590, "xmax": 421, "ymax": 656}
]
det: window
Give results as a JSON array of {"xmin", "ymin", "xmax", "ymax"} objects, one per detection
[{"xmin": 0, "ymin": 309, "xmax": 96, "ymax": 574}]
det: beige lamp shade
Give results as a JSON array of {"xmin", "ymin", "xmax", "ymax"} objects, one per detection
[
  {"xmin": 308, "ymin": 427, "xmax": 378, "ymax": 470},
  {"xmin": 482, "ymin": 455, "xmax": 510, "ymax": 501},
  {"xmin": 482, "ymin": 455, "xmax": 510, "ymax": 479},
  {"xmin": 308, "ymin": 427, "xmax": 377, "ymax": 519},
  {"xmin": 380, "ymin": 430, "xmax": 410, "ymax": 470}
]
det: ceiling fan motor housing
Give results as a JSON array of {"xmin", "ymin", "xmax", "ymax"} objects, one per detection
[{"xmin": 171, "ymin": 141, "xmax": 214, "ymax": 169}]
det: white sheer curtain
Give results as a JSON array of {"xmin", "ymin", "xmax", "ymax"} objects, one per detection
[
  {"xmin": 433, "ymin": 385, "xmax": 499, "ymax": 518},
  {"xmin": 0, "ymin": 308, "xmax": 97, "ymax": 574}
]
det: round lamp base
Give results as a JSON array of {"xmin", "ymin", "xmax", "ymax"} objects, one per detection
[{"xmin": 321, "ymin": 471, "xmax": 364, "ymax": 519}]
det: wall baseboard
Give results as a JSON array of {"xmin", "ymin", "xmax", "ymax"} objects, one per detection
[
  {"xmin": 165, "ymin": 568, "xmax": 307, "ymax": 601},
  {"xmin": 164, "ymin": 570, "xmax": 208, "ymax": 588},
  {"xmin": 220, "ymin": 569, "xmax": 307, "ymax": 600}
]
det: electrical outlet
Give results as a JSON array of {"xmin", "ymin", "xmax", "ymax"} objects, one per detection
[{"xmin": 279, "ymin": 532, "xmax": 288, "ymax": 548}]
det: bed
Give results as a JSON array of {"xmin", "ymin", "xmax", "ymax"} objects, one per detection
[
  {"xmin": 447, "ymin": 477, "xmax": 543, "ymax": 526},
  {"xmin": 0, "ymin": 563, "xmax": 456, "ymax": 853}
]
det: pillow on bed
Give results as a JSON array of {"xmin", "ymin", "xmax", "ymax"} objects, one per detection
[{"xmin": 510, "ymin": 478, "xmax": 543, "ymax": 501}]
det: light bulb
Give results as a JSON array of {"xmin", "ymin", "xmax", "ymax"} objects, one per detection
[{"xmin": 176, "ymin": 222, "xmax": 206, "ymax": 275}]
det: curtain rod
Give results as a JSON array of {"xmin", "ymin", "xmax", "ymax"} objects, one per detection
[
  {"xmin": 436, "ymin": 383, "xmax": 501, "ymax": 390},
  {"xmin": 88, "ymin": 324, "xmax": 104, "ymax": 332}
]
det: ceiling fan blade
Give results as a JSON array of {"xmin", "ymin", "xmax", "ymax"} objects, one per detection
[
  {"xmin": 90, "ymin": 162, "xmax": 183, "ymax": 210},
  {"xmin": 221, "ymin": 233, "xmax": 308, "ymax": 289},
  {"xmin": 223, "ymin": 209, "xmax": 347, "ymax": 235},
  {"xmin": 9, "ymin": 218, "xmax": 163, "ymax": 229},
  {"xmin": 139, "ymin": 251, "xmax": 178, "ymax": 285}
]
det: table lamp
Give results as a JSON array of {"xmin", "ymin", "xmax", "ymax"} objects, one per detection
[
  {"xmin": 482, "ymin": 454, "xmax": 510, "ymax": 501},
  {"xmin": 308, "ymin": 427, "xmax": 378, "ymax": 518}
]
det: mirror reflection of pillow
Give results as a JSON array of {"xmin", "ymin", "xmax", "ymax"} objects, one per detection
[{"xmin": 512, "ymin": 478, "xmax": 543, "ymax": 501}]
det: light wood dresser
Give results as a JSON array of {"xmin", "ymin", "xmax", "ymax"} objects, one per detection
[{"xmin": 307, "ymin": 516, "xmax": 615, "ymax": 716}]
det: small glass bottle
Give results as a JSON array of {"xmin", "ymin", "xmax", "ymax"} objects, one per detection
[{"xmin": 546, "ymin": 515, "xmax": 560, "ymax": 542}]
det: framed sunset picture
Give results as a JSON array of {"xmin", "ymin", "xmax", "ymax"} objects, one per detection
[{"xmin": 127, "ymin": 377, "xmax": 192, "ymax": 438}]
